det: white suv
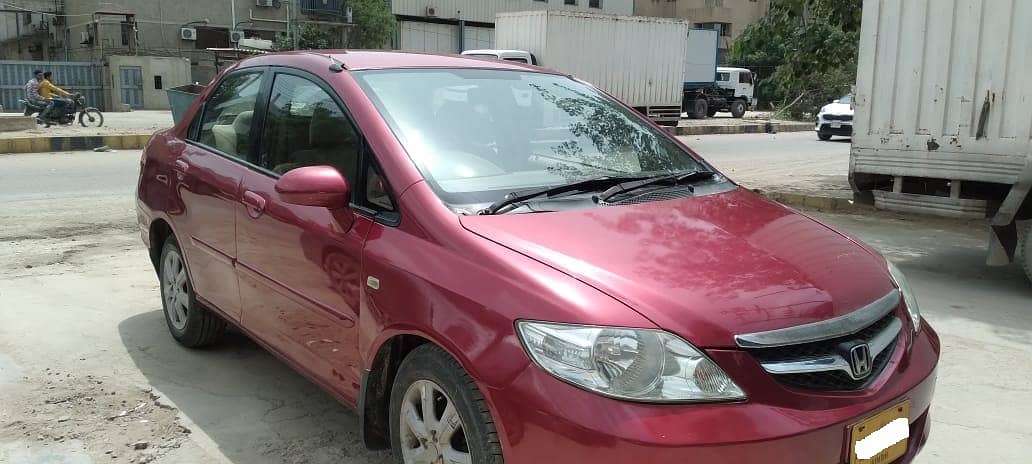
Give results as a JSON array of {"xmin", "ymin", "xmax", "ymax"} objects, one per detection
[{"xmin": 816, "ymin": 95, "xmax": 854, "ymax": 141}]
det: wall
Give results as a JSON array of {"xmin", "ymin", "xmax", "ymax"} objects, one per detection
[
  {"xmin": 633, "ymin": 0, "xmax": 769, "ymax": 60},
  {"xmin": 107, "ymin": 55, "xmax": 191, "ymax": 111},
  {"xmin": 62, "ymin": 1, "xmax": 341, "ymax": 82},
  {"xmin": 392, "ymin": 0, "xmax": 635, "ymax": 23},
  {"xmin": 0, "ymin": 0, "xmax": 61, "ymax": 60}
]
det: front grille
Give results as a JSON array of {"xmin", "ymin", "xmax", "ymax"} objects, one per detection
[
  {"xmin": 824, "ymin": 114, "xmax": 853, "ymax": 121},
  {"xmin": 747, "ymin": 312, "xmax": 900, "ymax": 391}
]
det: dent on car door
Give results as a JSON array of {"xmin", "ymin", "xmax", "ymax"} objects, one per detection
[
  {"xmin": 174, "ymin": 69, "xmax": 265, "ymax": 322},
  {"xmin": 235, "ymin": 71, "xmax": 369, "ymax": 399}
]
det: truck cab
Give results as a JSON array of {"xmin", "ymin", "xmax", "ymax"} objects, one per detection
[
  {"xmin": 716, "ymin": 67, "xmax": 756, "ymax": 108},
  {"xmin": 461, "ymin": 49, "xmax": 537, "ymax": 65}
]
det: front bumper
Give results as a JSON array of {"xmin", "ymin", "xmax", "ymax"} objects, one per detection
[
  {"xmin": 485, "ymin": 323, "xmax": 939, "ymax": 463},
  {"xmin": 818, "ymin": 121, "xmax": 854, "ymax": 136}
]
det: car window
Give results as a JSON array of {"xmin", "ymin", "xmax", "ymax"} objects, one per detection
[
  {"xmin": 717, "ymin": 72, "xmax": 730, "ymax": 82},
  {"xmin": 193, "ymin": 71, "xmax": 263, "ymax": 159},
  {"xmin": 365, "ymin": 163, "xmax": 395, "ymax": 211},
  {"xmin": 258, "ymin": 73, "xmax": 360, "ymax": 185},
  {"xmin": 839, "ymin": 95, "xmax": 853, "ymax": 105},
  {"xmin": 739, "ymin": 72, "xmax": 752, "ymax": 84}
]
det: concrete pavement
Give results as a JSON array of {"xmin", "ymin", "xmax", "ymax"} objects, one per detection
[{"xmin": 1, "ymin": 150, "xmax": 1029, "ymax": 463}]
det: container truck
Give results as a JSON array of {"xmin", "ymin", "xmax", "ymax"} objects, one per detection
[
  {"xmin": 681, "ymin": 29, "xmax": 756, "ymax": 119},
  {"xmin": 849, "ymin": 0, "xmax": 1032, "ymax": 283}
]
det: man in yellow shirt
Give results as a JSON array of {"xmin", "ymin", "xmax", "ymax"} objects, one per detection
[{"xmin": 39, "ymin": 71, "xmax": 73, "ymax": 126}]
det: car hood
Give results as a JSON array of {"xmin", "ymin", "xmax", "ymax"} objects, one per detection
[
  {"xmin": 459, "ymin": 188, "xmax": 895, "ymax": 347},
  {"xmin": 820, "ymin": 102, "xmax": 854, "ymax": 116}
]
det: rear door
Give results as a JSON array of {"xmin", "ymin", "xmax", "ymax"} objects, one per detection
[
  {"xmin": 175, "ymin": 68, "xmax": 266, "ymax": 321},
  {"xmin": 234, "ymin": 68, "xmax": 369, "ymax": 399}
]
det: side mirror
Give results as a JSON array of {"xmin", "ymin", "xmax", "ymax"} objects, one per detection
[{"xmin": 275, "ymin": 165, "xmax": 350, "ymax": 208}]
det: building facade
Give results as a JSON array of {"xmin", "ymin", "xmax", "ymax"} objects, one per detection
[
  {"xmin": 0, "ymin": 0, "xmax": 62, "ymax": 60},
  {"xmin": 633, "ymin": 0, "xmax": 769, "ymax": 62},
  {"xmin": 391, "ymin": 0, "xmax": 634, "ymax": 53}
]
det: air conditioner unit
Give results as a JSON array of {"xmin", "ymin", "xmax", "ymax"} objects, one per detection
[
  {"xmin": 426, "ymin": 6, "xmax": 437, "ymax": 17},
  {"xmin": 256, "ymin": 0, "xmax": 275, "ymax": 7},
  {"xmin": 229, "ymin": 30, "xmax": 244, "ymax": 43},
  {"xmin": 180, "ymin": 27, "xmax": 197, "ymax": 41}
]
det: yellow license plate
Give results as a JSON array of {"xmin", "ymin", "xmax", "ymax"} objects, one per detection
[{"xmin": 849, "ymin": 401, "xmax": 910, "ymax": 464}]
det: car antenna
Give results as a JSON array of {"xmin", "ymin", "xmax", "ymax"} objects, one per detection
[{"xmin": 319, "ymin": 52, "xmax": 346, "ymax": 73}]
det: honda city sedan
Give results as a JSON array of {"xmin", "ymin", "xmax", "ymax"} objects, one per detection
[{"xmin": 137, "ymin": 50, "xmax": 938, "ymax": 464}]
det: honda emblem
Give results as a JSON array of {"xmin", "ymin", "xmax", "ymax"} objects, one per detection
[{"xmin": 849, "ymin": 343, "xmax": 873, "ymax": 379}]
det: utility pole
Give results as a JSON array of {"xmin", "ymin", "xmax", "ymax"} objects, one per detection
[{"xmin": 291, "ymin": 0, "xmax": 299, "ymax": 50}]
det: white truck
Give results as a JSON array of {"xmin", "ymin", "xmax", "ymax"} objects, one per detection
[
  {"xmin": 849, "ymin": 0, "xmax": 1032, "ymax": 282},
  {"xmin": 472, "ymin": 10, "xmax": 753, "ymax": 124}
]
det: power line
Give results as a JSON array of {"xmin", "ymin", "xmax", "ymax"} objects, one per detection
[{"xmin": 0, "ymin": 2, "xmax": 95, "ymax": 17}]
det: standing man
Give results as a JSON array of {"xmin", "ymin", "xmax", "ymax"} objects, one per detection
[
  {"xmin": 23, "ymin": 70, "xmax": 46, "ymax": 118},
  {"xmin": 40, "ymin": 71, "xmax": 73, "ymax": 127}
]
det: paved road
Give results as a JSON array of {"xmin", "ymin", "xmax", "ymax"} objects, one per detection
[
  {"xmin": 680, "ymin": 130, "xmax": 853, "ymax": 198},
  {"xmin": 1, "ymin": 150, "xmax": 1029, "ymax": 463}
]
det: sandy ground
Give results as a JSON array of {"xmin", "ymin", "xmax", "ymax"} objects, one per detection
[
  {"xmin": 1, "ymin": 150, "xmax": 1029, "ymax": 463},
  {"xmin": 0, "ymin": 111, "xmax": 174, "ymax": 139}
]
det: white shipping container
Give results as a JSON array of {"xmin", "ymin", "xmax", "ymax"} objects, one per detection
[
  {"xmin": 850, "ymin": 0, "xmax": 1032, "ymax": 212},
  {"xmin": 493, "ymin": 10, "xmax": 689, "ymax": 111}
]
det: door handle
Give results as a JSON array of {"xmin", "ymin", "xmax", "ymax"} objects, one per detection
[{"xmin": 242, "ymin": 190, "xmax": 267, "ymax": 218}]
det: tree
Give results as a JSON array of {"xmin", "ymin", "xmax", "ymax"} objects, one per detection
[
  {"xmin": 273, "ymin": 0, "xmax": 395, "ymax": 51},
  {"xmin": 730, "ymin": 0, "xmax": 862, "ymax": 119},
  {"xmin": 346, "ymin": 0, "xmax": 395, "ymax": 49},
  {"xmin": 273, "ymin": 25, "xmax": 333, "ymax": 51}
]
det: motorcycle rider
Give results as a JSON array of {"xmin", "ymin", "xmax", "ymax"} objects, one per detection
[
  {"xmin": 39, "ymin": 71, "xmax": 73, "ymax": 127},
  {"xmin": 23, "ymin": 70, "xmax": 46, "ymax": 119}
]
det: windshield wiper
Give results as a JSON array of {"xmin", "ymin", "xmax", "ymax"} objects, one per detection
[
  {"xmin": 595, "ymin": 170, "xmax": 716, "ymax": 203},
  {"xmin": 479, "ymin": 175, "xmax": 648, "ymax": 215}
]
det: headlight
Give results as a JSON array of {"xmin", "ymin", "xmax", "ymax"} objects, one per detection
[
  {"xmin": 887, "ymin": 261, "xmax": 921, "ymax": 332},
  {"xmin": 516, "ymin": 321, "xmax": 745, "ymax": 403}
]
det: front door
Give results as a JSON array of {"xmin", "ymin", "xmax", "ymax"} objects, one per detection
[
  {"xmin": 119, "ymin": 66, "xmax": 143, "ymax": 109},
  {"xmin": 235, "ymin": 70, "xmax": 366, "ymax": 398},
  {"xmin": 175, "ymin": 69, "xmax": 266, "ymax": 321}
]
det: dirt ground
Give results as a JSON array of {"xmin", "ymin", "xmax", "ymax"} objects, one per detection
[{"xmin": 0, "ymin": 111, "xmax": 173, "ymax": 139}]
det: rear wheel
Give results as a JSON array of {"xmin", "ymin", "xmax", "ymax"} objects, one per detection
[
  {"xmin": 79, "ymin": 109, "xmax": 104, "ymax": 127},
  {"xmin": 1018, "ymin": 222, "xmax": 1032, "ymax": 284},
  {"xmin": 729, "ymin": 100, "xmax": 747, "ymax": 118},
  {"xmin": 158, "ymin": 237, "xmax": 224, "ymax": 347},
  {"xmin": 689, "ymin": 99, "xmax": 708, "ymax": 119},
  {"xmin": 390, "ymin": 344, "xmax": 503, "ymax": 464}
]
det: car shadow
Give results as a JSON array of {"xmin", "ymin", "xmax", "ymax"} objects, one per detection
[{"xmin": 117, "ymin": 310, "xmax": 392, "ymax": 464}]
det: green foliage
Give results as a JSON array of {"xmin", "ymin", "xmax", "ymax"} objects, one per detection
[
  {"xmin": 730, "ymin": 0, "xmax": 862, "ymax": 119},
  {"xmin": 346, "ymin": 0, "xmax": 396, "ymax": 49},
  {"xmin": 274, "ymin": 25, "xmax": 333, "ymax": 51}
]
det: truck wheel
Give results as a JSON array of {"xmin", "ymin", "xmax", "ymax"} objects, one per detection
[
  {"xmin": 730, "ymin": 100, "xmax": 747, "ymax": 118},
  {"xmin": 1018, "ymin": 222, "xmax": 1032, "ymax": 284},
  {"xmin": 690, "ymin": 99, "xmax": 708, "ymax": 119}
]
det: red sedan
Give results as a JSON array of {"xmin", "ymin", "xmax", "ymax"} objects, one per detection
[{"xmin": 136, "ymin": 50, "xmax": 938, "ymax": 464}]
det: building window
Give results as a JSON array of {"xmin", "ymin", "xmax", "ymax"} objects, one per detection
[
  {"xmin": 699, "ymin": 22, "xmax": 732, "ymax": 37},
  {"xmin": 154, "ymin": 75, "xmax": 163, "ymax": 90},
  {"xmin": 589, "ymin": 0, "xmax": 601, "ymax": 7},
  {"xmin": 565, "ymin": 0, "xmax": 576, "ymax": 5},
  {"xmin": 195, "ymin": 27, "xmax": 230, "ymax": 49},
  {"xmin": 121, "ymin": 22, "xmax": 132, "ymax": 46}
]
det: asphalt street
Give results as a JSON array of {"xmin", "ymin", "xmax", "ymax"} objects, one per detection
[{"xmin": 0, "ymin": 148, "xmax": 1029, "ymax": 463}]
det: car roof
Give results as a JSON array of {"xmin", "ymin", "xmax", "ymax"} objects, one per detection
[
  {"xmin": 717, "ymin": 66, "xmax": 751, "ymax": 73},
  {"xmin": 238, "ymin": 49, "xmax": 553, "ymax": 73}
]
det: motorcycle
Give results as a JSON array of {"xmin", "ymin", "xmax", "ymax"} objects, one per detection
[{"xmin": 20, "ymin": 93, "xmax": 104, "ymax": 128}]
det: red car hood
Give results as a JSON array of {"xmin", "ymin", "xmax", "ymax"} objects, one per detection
[{"xmin": 459, "ymin": 188, "xmax": 894, "ymax": 347}]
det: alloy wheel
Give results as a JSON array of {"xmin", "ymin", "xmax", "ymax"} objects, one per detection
[
  {"xmin": 162, "ymin": 249, "xmax": 190, "ymax": 331},
  {"xmin": 398, "ymin": 380, "xmax": 471, "ymax": 464}
]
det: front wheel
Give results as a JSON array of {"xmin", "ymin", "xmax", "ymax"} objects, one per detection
[
  {"xmin": 79, "ymin": 108, "xmax": 104, "ymax": 127},
  {"xmin": 818, "ymin": 131, "xmax": 833, "ymax": 141},
  {"xmin": 390, "ymin": 345, "xmax": 503, "ymax": 464},
  {"xmin": 729, "ymin": 100, "xmax": 747, "ymax": 118}
]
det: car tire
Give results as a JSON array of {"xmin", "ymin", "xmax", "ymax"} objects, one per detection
[
  {"xmin": 390, "ymin": 344, "xmax": 503, "ymax": 464},
  {"xmin": 158, "ymin": 236, "xmax": 225, "ymax": 347},
  {"xmin": 730, "ymin": 100, "xmax": 747, "ymax": 118},
  {"xmin": 1018, "ymin": 222, "xmax": 1032, "ymax": 284},
  {"xmin": 818, "ymin": 131, "xmax": 833, "ymax": 141}
]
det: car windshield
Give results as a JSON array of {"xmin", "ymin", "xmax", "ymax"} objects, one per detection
[
  {"xmin": 353, "ymin": 68, "xmax": 708, "ymax": 209},
  {"xmin": 839, "ymin": 95, "xmax": 853, "ymax": 104}
]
